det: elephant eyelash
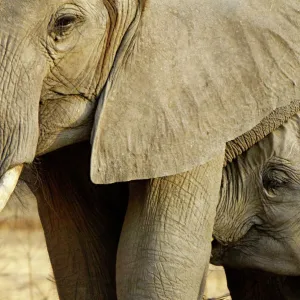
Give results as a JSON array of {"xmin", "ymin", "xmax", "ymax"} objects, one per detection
[
  {"xmin": 49, "ymin": 13, "xmax": 84, "ymax": 42},
  {"xmin": 55, "ymin": 15, "xmax": 77, "ymax": 29},
  {"xmin": 261, "ymin": 162, "xmax": 300, "ymax": 196},
  {"xmin": 262, "ymin": 175, "xmax": 287, "ymax": 195}
]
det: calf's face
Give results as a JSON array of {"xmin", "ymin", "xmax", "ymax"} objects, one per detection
[{"xmin": 212, "ymin": 113, "xmax": 300, "ymax": 275}]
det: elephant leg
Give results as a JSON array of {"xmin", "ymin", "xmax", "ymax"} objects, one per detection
[
  {"xmin": 27, "ymin": 143, "xmax": 128, "ymax": 300},
  {"xmin": 225, "ymin": 267, "xmax": 300, "ymax": 300},
  {"xmin": 117, "ymin": 154, "xmax": 224, "ymax": 299}
]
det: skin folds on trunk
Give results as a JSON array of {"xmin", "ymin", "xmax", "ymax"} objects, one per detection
[
  {"xmin": 116, "ymin": 154, "xmax": 224, "ymax": 300},
  {"xmin": 0, "ymin": 33, "xmax": 45, "ymax": 179},
  {"xmin": 0, "ymin": 30, "xmax": 45, "ymax": 212},
  {"xmin": 0, "ymin": 37, "xmax": 43, "ymax": 212}
]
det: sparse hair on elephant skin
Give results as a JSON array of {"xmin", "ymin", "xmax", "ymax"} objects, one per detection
[{"xmin": 23, "ymin": 142, "xmax": 129, "ymax": 300}]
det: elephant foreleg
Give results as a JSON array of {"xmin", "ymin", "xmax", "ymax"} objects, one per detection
[
  {"xmin": 116, "ymin": 154, "xmax": 224, "ymax": 299},
  {"xmin": 27, "ymin": 143, "xmax": 128, "ymax": 300}
]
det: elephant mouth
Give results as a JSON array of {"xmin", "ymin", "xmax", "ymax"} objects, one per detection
[
  {"xmin": 0, "ymin": 165, "xmax": 23, "ymax": 212},
  {"xmin": 210, "ymin": 238, "xmax": 227, "ymax": 266},
  {"xmin": 210, "ymin": 237, "xmax": 253, "ymax": 269}
]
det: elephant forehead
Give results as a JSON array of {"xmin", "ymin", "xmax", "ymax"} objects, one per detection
[
  {"xmin": 0, "ymin": 0, "xmax": 101, "ymax": 27},
  {"xmin": 239, "ymin": 112, "xmax": 300, "ymax": 170},
  {"xmin": 225, "ymin": 102, "xmax": 300, "ymax": 164},
  {"xmin": 88, "ymin": 0, "xmax": 300, "ymax": 183},
  {"xmin": 0, "ymin": 0, "xmax": 45, "ymax": 30},
  {"xmin": 257, "ymin": 113, "xmax": 300, "ymax": 163},
  {"xmin": 271, "ymin": 113, "xmax": 300, "ymax": 161}
]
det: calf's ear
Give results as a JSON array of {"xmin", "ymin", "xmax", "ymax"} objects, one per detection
[{"xmin": 91, "ymin": 0, "xmax": 300, "ymax": 184}]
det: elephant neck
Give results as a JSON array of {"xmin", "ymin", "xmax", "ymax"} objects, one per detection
[{"xmin": 224, "ymin": 100, "xmax": 300, "ymax": 165}]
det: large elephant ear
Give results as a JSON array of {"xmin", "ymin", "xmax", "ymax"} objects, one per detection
[{"xmin": 91, "ymin": 0, "xmax": 300, "ymax": 184}]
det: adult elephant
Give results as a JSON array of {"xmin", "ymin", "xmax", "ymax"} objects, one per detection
[{"xmin": 1, "ymin": 0, "xmax": 300, "ymax": 299}]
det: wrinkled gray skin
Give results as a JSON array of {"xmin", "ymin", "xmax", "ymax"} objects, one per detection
[
  {"xmin": 212, "ymin": 113, "xmax": 300, "ymax": 276},
  {"xmin": 0, "ymin": 0, "xmax": 299, "ymax": 299},
  {"xmin": 0, "ymin": 1, "xmax": 223, "ymax": 298}
]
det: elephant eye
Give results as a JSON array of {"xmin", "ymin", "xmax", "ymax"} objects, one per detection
[
  {"xmin": 55, "ymin": 15, "xmax": 77, "ymax": 30},
  {"xmin": 262, "ymin": 166, "xmax": 292, "ymax": 196},
  {"xmin": 50, "ymin": 13, "xmax": 83, "ymax": 42},
  {"xmin": 263, "ymin": 170, "xmax": 287, "ymax": 189}
]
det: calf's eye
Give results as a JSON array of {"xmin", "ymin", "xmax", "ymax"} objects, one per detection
[{"xmin": 262, "ymin": 168, "xmax": 290, "ymax": 196}]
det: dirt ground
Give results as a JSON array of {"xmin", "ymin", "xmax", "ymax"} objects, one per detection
[
  {"xmin": 0, "ymin": 181, "xmax": 230, "ymax": 300},
  {"xmin": 204, "ymin": 266, "xmax": 231, "ymax": 300},
  {"xmin": 0, "ymin": 181, "xmax": 58, "ymax": 300}
]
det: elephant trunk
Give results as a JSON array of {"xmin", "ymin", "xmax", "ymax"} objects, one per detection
[{"xmin": 0, "ymin": 32, "xmax": 46, "ymax": 204}]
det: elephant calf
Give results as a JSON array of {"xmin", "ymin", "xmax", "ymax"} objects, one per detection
[{"xmin": 212, "ymin": 112, "xmax": 300, "ymax": 276}]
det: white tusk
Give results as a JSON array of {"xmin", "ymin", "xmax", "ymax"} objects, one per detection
[{"xmin": 0, "ymin": 165, "xmax": 23, "ymax": 212}]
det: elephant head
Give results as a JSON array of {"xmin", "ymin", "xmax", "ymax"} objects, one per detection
[
  {"xmin": 1, "ymin": 0, "xmax": 300, "ymax": 299},
  {"xmin": 0, "ymin": 0, "xmax": 300, "ymax": 194},
  {"xmin": 0, "ymin": 0, "xmax": 139, "ymax": 205},
  {"xmin": 212, "ymin": 112, "xmax": 300, "ymax": 276}
]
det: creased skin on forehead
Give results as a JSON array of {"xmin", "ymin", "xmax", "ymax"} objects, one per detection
[{"xmin": 225, "ymin": 100, "xmax": 300, "ymax": 165}]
